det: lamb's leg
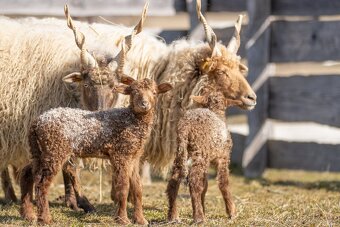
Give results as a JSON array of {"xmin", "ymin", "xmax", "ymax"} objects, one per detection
[
  {"xmin": 166, "ymin": 159, "xmax": 183, "ymax": 222},
  {"xmin": 129, "ymin": 161, "xmax": 148, "ymax": 225},
  {"xmin": 35, "ymin": 159, "xmax": 64, "ymax": 225},
  {"xmin": 216, "ymin": 158, "xmax": 236, "ymax": 218},
  {"xmin": 201, "ymin": 173, "xmax": 208, "ymax": 214},
  {"xmin": 1, "ymin": 167, "xmax": 17, "ymax": 203},
  {"xmin": 140, "ymin": 162, "xmax": 152, "ymax": 185},
  {"xmin": 62, "ymin": 160, "xmax": 95, "ymax": 213},
  {"xmin": 20, "ymin": 164, "xmax": 36, "ymax": 222},
  {"xmin": 111, "ymin": 162, "xmax": 131, "ymax": 225},
  {"xmin": 188, "ymin": 164, "xmax": 207, "ymax": 224}
]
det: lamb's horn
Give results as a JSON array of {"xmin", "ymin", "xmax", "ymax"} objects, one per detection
[
  {"xmin": 226, "ymin": 15, "xmax": 243, "ymax": 55},
  {"xmin": 64, "ymin": 5, "xmax": 97, "ymax": 69},
  {"xmin": 196, "ymin": 0, "xmax": 219, "ymax": 56}
]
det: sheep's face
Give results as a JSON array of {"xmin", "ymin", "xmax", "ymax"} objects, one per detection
[
  {"xmin": 199, "ymin": 54, "xmax": 256, "ymax": 110},
  {"xmin": 63, "ymin": 66, "xmax": 118, "ymax": 111},
  {"xmin": 116, "ymin": 77, "xmax": 173, "ymax": 114}
]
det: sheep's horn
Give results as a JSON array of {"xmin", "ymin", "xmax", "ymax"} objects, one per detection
[
  {"xmin": 226, "ymin": 15, "xmax": 243, "ymax": 55},
  {"xmin": 64, "ymin": 5, "xmax": 97, "ymax": 69},
  {"xmin": 196, "ymin": 0, "xmax": 219, "ymax": 56},
  {"xmin": 116, "ymin": 1, "xmax": 149, "ymax": 75},
  {"xmin": 125, "ymin": 1, "xmax": 149, "ymax": 50}
]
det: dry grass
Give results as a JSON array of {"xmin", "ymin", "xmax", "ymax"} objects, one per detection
[{"xmin": 1, "ymin": 168, "xmax": 340, "ymax": 226}]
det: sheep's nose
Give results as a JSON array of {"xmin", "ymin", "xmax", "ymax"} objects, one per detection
[
  {"xmin": 141, "ymin": 101, "xmax": 149, "ymax": 108},
  {"xmin": 246, "ymin": 93, "xmax": 257, "ymax": 102}
]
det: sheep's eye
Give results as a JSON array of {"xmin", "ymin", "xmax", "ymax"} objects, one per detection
[
  {"xmin": 84, "ymin": 83, "xmax": 89, "ymax": 88},
  {"xmin": 217, "ymin": 70, "xmax": 224, "ymax": 75}
]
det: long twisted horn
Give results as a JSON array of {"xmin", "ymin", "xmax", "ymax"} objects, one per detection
[
  {"xmin": 125, "ymin": 1, "xmax": 149, "ymax": 51},
  {"xmin": 196, "ymin": 0, "xmax": 219, "ymax": 56},
  {"xmin": 116, "ymin": 1, "xmax": 149, "ymax": 76},
  {"xmin": 64, "ymin": 5, "xmax": 97, "ymax": 69},
  {"xmin": 226, "ymin": 15, "xmax": 243, "ymax": 55}
]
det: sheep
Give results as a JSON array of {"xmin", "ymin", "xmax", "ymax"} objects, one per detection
[
  {"xmin": 144, "ymin": 0, "xmax": 257, "ymax": 173},
  {"xmin": 166, "ymin": 89, "xmax": 242, "ymax": 223},
  {"xmin": 0, "ymin": 2, "xmax": 161, "ymax": 209},
  {"xmin": 20, "ymin": 75, "xmax": 172, "ymax": 225}
]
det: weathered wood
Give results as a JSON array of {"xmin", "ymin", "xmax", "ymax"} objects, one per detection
[
  {"xmin": 269, "ymin": 75, "xmax": 340, "ymax": 127},
  {"xmin": 0, "ymin": 0, "xmax": 174, "ymax": 16},
  {"xmin": 209, "ymin": 0, "xmax": 246, "ymax": 12},
  {"xmin": 272, "ymin": 0, "xmax": 340, "ymax": 16},
  {"xmin": 268, "ymin": 140, "xmax": 340, "ymax": 171},
  {"xmin": 230, "ymin": 132, "xmax": 246, "ymax": 166},
  {"xmin": 243, "ymin": 0, "xmax": 271, "ymax": 178},
  {"xmin": 271, "ymin": 20, "xmax": 340, "ymax": 63}
]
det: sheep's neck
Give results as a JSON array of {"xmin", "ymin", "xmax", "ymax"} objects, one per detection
[{"xmin": 130, "ymin": 107, "xmax": 155, "ymax": 127}]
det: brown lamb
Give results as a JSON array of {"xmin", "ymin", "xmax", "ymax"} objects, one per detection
[
  {"xmin": 20, "ymin": 76, "xmax": 172, "ymax": 225},
  {"xmin": 166, "ymin": 89, "xmax": 242, "ymax": 224}
]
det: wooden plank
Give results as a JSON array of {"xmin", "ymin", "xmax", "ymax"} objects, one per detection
[
  {"xmin": 209, "ymin": 0, "xmax": 246, "ymax": 12},
  {"xmin": 0, "ymin": 0, "xmax": 174, "ymax": 16},
  {"xmin": 272, "ymin": 0, "xmax": 340, "ymax": 16},
  {"xmin": 269, "ymin": 75, "xmax": 340, "ymax": 127},
  {"xmin": 271, "ymin": 20, "xmax": 340, "ymax": 63},
  {"xmin": 268, "ymin": 140, "xmax": 340, "ymax": 171},
  {"xmin": 230, "ymin": 133, "xmax": 246, "ymax": 166}
]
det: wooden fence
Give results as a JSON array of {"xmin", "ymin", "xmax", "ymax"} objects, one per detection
[
  {"xmin": 242, "ymin": 0, "xmax": 340, "ymax": 177},
  {"xmin": 1, "ymin": 0, "xmax": 339, "ymax": 177}
]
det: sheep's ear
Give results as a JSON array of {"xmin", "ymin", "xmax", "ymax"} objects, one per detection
[
  {"xmin": 239, "ymin": 63, "xmax": 248, "ymax": 75},
  {"xmin": 115, "ymin": 84, "xmax": 131, "ymax": 95},
  {"xmin": 157, "ymin": 83, "xmax": 173, "ymax": 94},
  {"xmin": 199, "ymin": 58, "xmax": 215, "ymax": 74},
  {"xmin": 63, "ymin": 72, "xmax": 83, "ymax": 84},
  {"xmin": 120, "ymin": 75, "xmax": 135, "ymax": 85},
  {"xmin": 191, "ymin": 95, "xmax": 207, "ymax": 105}
]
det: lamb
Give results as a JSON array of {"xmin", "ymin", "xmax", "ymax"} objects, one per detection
[
  {"xmin": 20, "ymin": 75, "xmax": 172, "ymax": 225},
  {"xmin": 166, "ymin": 89, "xmax": 242, "ymax": 223}
]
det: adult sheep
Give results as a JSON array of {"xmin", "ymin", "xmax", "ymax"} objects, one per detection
[{"xmin": 0, "ymin": 2, "xmax": 163, "ymax": 208}]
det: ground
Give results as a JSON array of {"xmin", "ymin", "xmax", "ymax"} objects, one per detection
[{"xmin": 0, "ymin": 168, "xmax": 340, "ymax": 226}]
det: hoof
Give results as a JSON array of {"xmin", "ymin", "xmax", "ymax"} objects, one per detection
[
  {"xmin": 21, "ymin": 211, "xmax": 37, "ymax": 222},
  {"xmin": 65, "ymin": 196, "xmax": 80, "ymax": 211},
  {"xmin": 115, "ymin": 216, "xmax": 131, "ymax": 225},
  {"xmin": 77, "ymin": 196, "xmax": 96, "ymax": 213},
  {"xmin": 193, "ymin": 219, "xmax": 205, "ymax": 225},
  {"xmin": 133, "ymin": 215, "xmax": 148, "ymax": 225},
  {"xmin": 37, "ymin": 215, "xmax": 52, "ymax": 225}
]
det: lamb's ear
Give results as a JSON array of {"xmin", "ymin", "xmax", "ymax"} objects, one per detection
[
  {"xmin": 63, "ymin": 72, "xmax": 83, "ymax": 84},
  {"xmin": 191, "ymin": 95, "xmax": 207, "ymax": 105},
  {"xmin": 120, "ymin": 75, "xmax": 135, "ymax": 85},
  {"xmin": 239, "ymin": 63, "xmax": 248, "ymax": 75},
  {"xmin": 157, "ymin": 83, "xmax": 173, "ymax": 94},
  {"xmin": 114, "ymin": 84, "xmax": 131, "ymax": 95}
]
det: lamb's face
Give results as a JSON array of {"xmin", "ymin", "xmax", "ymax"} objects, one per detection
[
  {"xmin": 63, "ymin": 66, "xmax": 118, "ymax": 111},
  {"xmin": 200, "ymin": 54, "xmax": 257, "ymax": 110},
  {"xmin": 115, "ymin": 77, "xmax": 173, "ymax": 114}
]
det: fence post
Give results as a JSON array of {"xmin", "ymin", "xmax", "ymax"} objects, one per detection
[{"xmin": 242, "ymin": 0, "xmax": 272, "ymax": 178}]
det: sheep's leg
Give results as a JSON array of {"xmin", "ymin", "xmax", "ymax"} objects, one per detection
[
  {"xmin": 189, "ymin": 164, "xmax": 206, "ymax": 224},
  {"xmin": 140, "ymin": 162, "xmax": 152, "ymax": 185},
  {"xmin": 166, "ymin": 160, "xmax": 183, "ymax": 222},
  {"xmin": 20, "ymin": 164, "xmax": 36, "ymax": 222},
  {"xmin": 111, "ymin": 163, "xmax": 131, "ymax": 225},
  {"xmin": 35, "ymin": 159, "xmax": 64, "ymax": 225},
  {"xmin": 216, "ymin": 158, "xmax": 236, "ymax": 218},
  {"xmin": 1, "ymin": 167, "xmax": 17, "ymax": 203},
  {"xmin": 129, "ymin": 161, "xmax": 148, "ymax": 225},
  {"xmin": 62, "ymin": 161, "xmax": 95, "ymax": 213}
]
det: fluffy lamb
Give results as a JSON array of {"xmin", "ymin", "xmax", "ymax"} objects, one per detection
[
  {"xmin": 20, "ymin": 76, "xmax": 172, "ymax": 225},
  {"xmin": 166, "ymin": 89, "xmax": 242, "ymax": 223}
]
